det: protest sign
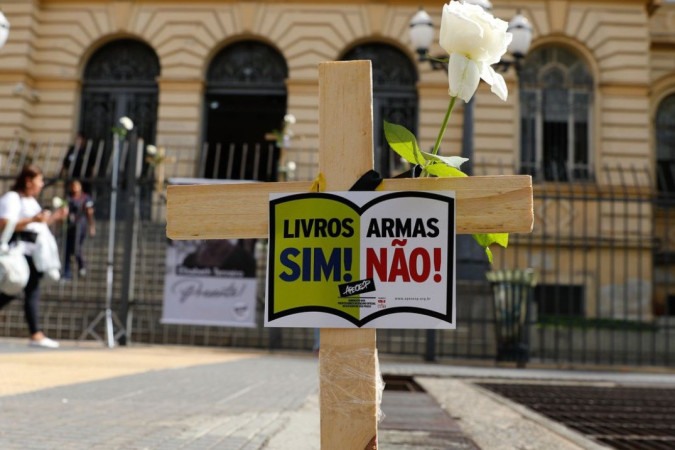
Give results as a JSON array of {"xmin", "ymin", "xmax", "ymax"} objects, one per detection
[{"xmin": 265, "ymin": 190, "xmax": 455, "ymax": 329}]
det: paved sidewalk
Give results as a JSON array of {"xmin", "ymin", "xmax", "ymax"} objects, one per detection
[
  {"xmin": 2, "ymin": 338, "xmax": 674, "ymax": 449},
  {"xmin": 1, "ymin": 338, "xmax": 318, "ymax": 449}
]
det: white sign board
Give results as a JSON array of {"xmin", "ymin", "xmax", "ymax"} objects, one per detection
[
  {"xmin": 265, "ymin": 191, "xmax": 456, "ymax": 329},
  {"xmin": 162, "ymin": 240, "xmax": 257, "ymax": 327}
]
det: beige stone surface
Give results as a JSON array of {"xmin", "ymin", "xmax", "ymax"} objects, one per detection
[{"xmin": 0, "ymin": 339, "xmax": 257, "ymax": 397}]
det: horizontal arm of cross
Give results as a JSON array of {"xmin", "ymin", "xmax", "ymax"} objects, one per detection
[{"xmin": 166, "ymin": 175, "xmax": 533, "ymax": 240}]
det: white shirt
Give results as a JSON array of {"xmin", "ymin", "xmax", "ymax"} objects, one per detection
[{"xmin": 0, "ymin": 191, "xmax": 42, "ymax": 254}]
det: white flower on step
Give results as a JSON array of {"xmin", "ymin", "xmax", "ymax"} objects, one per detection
[{"xmin": 119, "ymin": 116, "xmax": 134, "ymax": 131}]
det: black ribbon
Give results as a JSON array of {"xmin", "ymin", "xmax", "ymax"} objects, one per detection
[
  {"xmin": 394, "ymin": 165, "xmax": 422, "ymax": 179},
  {"xmin": 349, "ymin": 169, "xmax": 383, "ymax": 192}
]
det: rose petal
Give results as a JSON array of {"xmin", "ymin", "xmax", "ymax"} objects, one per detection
[
  {"xmin": 448, "ymin": 53, "xmax": 480, "ymax": 102},
  {"xmin": 473, "ymin": 12, "xmax": 511, "ymax": 64},
  {"xmin": 440, "ymin": 3, "xmax": 485, "ymax": 58},
  {"xmin": 481, "ymin": 65, "xmax": 508, "ymax": 101}
]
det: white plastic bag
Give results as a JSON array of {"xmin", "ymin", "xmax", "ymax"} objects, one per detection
[
  {"xmin": 26, "ymin": 222, "xmax": 61, "ymax": 281},
  {"xmin": 0, "ymin": 220, "xmax": 29, "ymax": 296}
]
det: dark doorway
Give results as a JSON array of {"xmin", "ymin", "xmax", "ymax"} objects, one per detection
[
  {"xmin": 80, "ymin": 39, "xmax": 160, "ymax": 178},
  {"xmin": 342, "ymin": 43, "xmax": 418, "ymax": 177},
  {"xmin": 78, "ymin": 39, "xmax": 160, "ymax": 220},
  {"xmin": 203, "ymin": 94, "xmax": 285, "ymax": 180},
  {"xmin": 203, "ymin": 41, "xmax": 288, "ymax": 181}
]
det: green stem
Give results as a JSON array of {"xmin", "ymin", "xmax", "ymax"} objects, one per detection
[{"xmin": 431, "ymin": 96, "xmax": 458, "ymax": 157}]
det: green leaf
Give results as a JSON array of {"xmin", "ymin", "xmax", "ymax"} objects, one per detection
[
  {"xmin": 111, "ymin": 126, "xmax": 127, "ymax": 138},
  {"xmin": 473, "ymin": 233, "xmax": 509, "ymax": 249},
  {"xmin": 484, "ymin": 246, "xmax": 494, "ymax": 264},
  {"xmin": 383, "ymin": 121, "xmax": 426, "ymax": 167},
  {"xmin": 493, "ymin": 233, "xmax": 509, "ymax": 247},
  {"xmin": 425, "ymin": 162, "xmax": 467, "ymax": 178},
  {"xmin": 421, "ymin": 152, "xmax": 468, "ymax": 170},
  {"xmin": 472, "ymin": 233, "xmax": 509, "ymax": 265}
]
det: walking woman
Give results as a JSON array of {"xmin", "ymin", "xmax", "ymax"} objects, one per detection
[{"xmin": 0, "ymin": 165, "xmax": 67, "ymax": 348}]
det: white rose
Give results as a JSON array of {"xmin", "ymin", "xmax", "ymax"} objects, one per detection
[
  {"xmin": 0, "ymin": 12, "xmax": 9, "ymax": 49},
  {"xmin": 439, "ymin": 1, "xmax": 512, "ymax": 102},
  {"xmin": 146, "ymin": 144, "xmax": 157, "ymax": 156},
  {"xmin": 52, "ymin": 196, "xmax": 64, "ymax": 209},
  {"xmin": 284, "ymin": 114, "xmax": 296, "ymax": 124},
  {"xmin": 119, "ymin": 116, "xmax": 134, "ymax": 131}
]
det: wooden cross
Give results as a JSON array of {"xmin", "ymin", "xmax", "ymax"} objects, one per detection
[{"xmin": 167, "ymin": 60, "xmax": 533, "ymax": 450}]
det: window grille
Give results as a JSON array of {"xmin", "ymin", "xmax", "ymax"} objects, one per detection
[
  {"xmin": 519, "ymin": 46, "xmax": 593, "ymax": 182},
  {"xmin": 656, "ymin": 94, "xmax": 675, "ymax": 193},
  {"xmin": 342, "ymin": 43, "xmax": 418, "ymax": 177}
]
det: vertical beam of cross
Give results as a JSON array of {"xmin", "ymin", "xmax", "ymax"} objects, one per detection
[{"xmin": 317, "ymin": 61, "xmax": 379, "ymax": 450}]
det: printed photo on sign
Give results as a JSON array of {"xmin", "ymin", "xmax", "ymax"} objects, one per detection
[
  {"xmin": 265, "ymin": 191, "xmax": 456, "ymax": 329},
  {"xmin": 162, "ymin": 239, "xmax": 258, "ymax": 327}
]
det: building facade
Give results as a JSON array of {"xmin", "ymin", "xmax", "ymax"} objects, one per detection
[{"xmin": 1, "ymin": 0, "xmax": 674, "ymax": 331}]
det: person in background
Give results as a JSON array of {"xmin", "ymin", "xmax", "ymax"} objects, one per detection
[
  {"xmin": 0, "ymin": 165, "xmax": 67, "ymax": 348},
  {"xmin": 63, "ymin": 179, "xmax": 95, "ymax": 279},
  {"xmin": 60, "ymin": 132, "xmax": 86, "ymax": 179}
]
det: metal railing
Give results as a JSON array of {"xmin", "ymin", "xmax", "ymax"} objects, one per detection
[{"xmin": 0, "ymin": 137, "xmax": 673, "ymax": 367}]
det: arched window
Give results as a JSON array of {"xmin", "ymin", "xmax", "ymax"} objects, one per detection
[
  {"xmin": 656, "ymin": 94, "xmax": 675, "ymax": 193},
  {"xmin": 519, "ymin": 46, "xmax": 593, "ymax": 182},
  {"xmin": 342, "ymin": 43, "xmax": 418, "ymax": 177},
  {"xmin": 80, "ymin": 38, "xmax": 160, "ymax": 175},
  {"xmin": 203, "ymin": 41, "xmax": 288, "ymax": 181}
]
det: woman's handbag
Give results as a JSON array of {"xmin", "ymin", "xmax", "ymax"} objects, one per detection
[{"xmin": 0, "ymin": 219, "xmax": 30, "ymax": 296}]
